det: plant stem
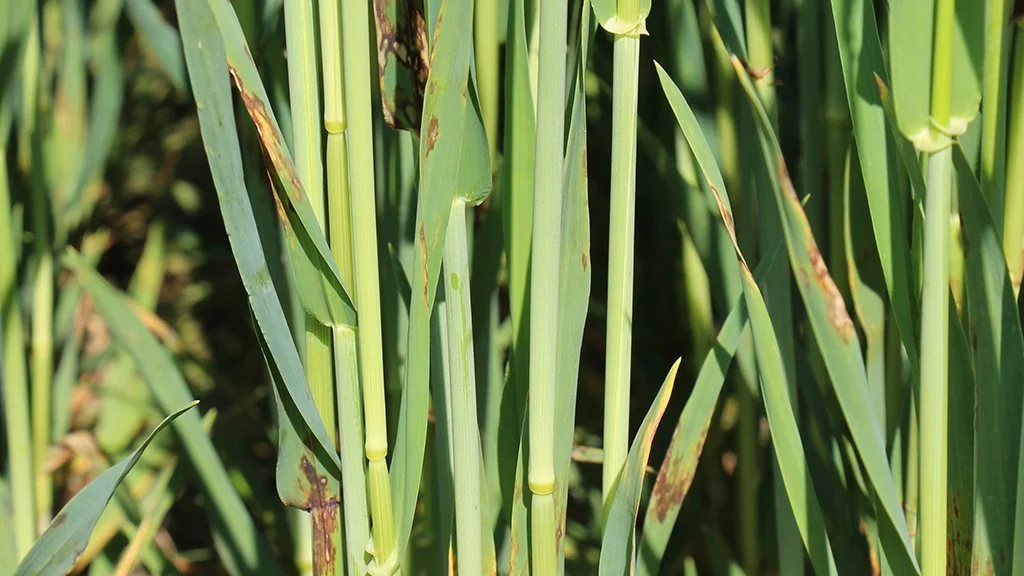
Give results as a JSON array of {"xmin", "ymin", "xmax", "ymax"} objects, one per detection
[
  {"xmin": 475, "ymin": 0, "xmax": 500, "ymax": 159},
  {"xmin": 443, "ymin": 199, "xmax": 484, "ymax": 574},
  {"xmin": 602, "ymin": 30, "xmax": 639, "ymax": 510},
  {"xmin": 1003, "ymin": 32, "xmax": 1024, "ymax": 294},
  {"xmin": 980, "ymin": 0, "xmax": 1013, "ymax": 228},
  {"xmin": 340, "ymin": 0, "xmax": 396, "ymax": 563},
  {"xmin": 284, "ymin": 2, "xmax": 342, "ymax": 573},
  {"xmin": 318, "ymin": 0, "xmax": 370, "ymax": 572},
  {"xmin": 529, "ymin": 0, "xmax": 568, "ymax": 570},
  {"xmin": 1, "ymin": 150, "xmax": 35, "ymax": 562},
  {"xmin": 919, "ymin": 1, "xmax": 956, "ymax": 567}
]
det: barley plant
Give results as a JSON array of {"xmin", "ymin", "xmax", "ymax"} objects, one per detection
[{"xmin": 2, "ymin": 0, "xmax": 1024, "ymax": 574}]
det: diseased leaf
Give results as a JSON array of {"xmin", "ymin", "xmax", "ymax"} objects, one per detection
[
  {"xmin": 175, "ymin": 0, "xmax": 342, "ymax": 476},
  {"xmin": 656, "ymin": 60, "xmax": 838, "ymax": 576},
  {"xmin": 598, "ymin": 360, "xmax": 679, "ymax": 575},
  {"xmin": 389, "ymin": 0, "xmax": 490, "ymax": 557},
  {"xmin": 731, "ymin": 55, "xmax": 919, "ymax": 576},
  {"xmin": 372, "ymin": 0, "xmax": 429, "ymax": 131}
]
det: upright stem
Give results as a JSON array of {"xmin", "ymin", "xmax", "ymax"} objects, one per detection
[
  {"xmin": 25, "ymin": 15, "xmax": 53, "ymax": 528},
  {"xmin": 318, "ymin": 0, "xmax": 370, "ymax": 572},
  {"xmin": 284, "ymin": 2, "xmax": 341, "ymax": 574},
  {"xmin": 528, "ymin": 0, "xmax": 568, "ymax": 570},
  {"xmin": 1, "ymin": 150, "xmax": 35, "ymax": 562},
  {"xmin": 1003, "ymin": 32, "xmax": 1024, "ymax": 294},
  {"xmin": 919, "ymin": 0, "xmax": 955, "ymax": 571},
  {"xmin": 602, "ymin": 31, "xmax": 639, "ymax": 509},
  {"xmin": 444, "ymin": 199, "xmax": 484, "ymax": 574},
  {"xmin": 340, "ymin": 0, "xmax": 396, "ymax": 562},
  {"xmin": 475, "ymin": 0, "xmax": 500, "ymax": 159},
  {"xmin": 980, "ymin": 0, "xmax": 1013, "ymax": 227}
]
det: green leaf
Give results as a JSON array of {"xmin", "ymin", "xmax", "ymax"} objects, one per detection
[
  {"xmin": 13, "ymin": 402, "xmax": 196, "ymax": 576},
  {"xmin": 827, "ymin": 0, "xmax": 920, "ymax": 378},
  {"xmin": 598, "ymin": 359, "xmax": 679, "ymax": 575},
  {"xmin": 390, "ymin": 0, "xmax": 489, "ymax": 557},
  {"xmin": 888, "ymin": 0, "xmax": 934, "ymax": 148},
  {"xmin": 953, "ymin": 145, "xmax": 1024, "ymax": 575},
  {"xmin": 656, "ymin": 60, "xmax": 838, "ymax": 576},
  {"xmin": 175, "ymin": 0, "xmax": 342, "ymax": 475},
  {"xmin": 202, "ymin": 0, "xmax": 356, "ymax": 330},
  {"xmin": 63, "ymin": 250, "xmax": 281, "ymax": 575},
  {"xmin": 124, "ymin": 0, "xmax": 187, "ymax": 93},
  {"xmin": 636, "ymin": 297, "xmax": 742, "ymax": 576},
  {"xmin": 591, "ymin": 0, "xmax": 651, "ymax": 35},
  {"xmin": 731, "ymin": 56, "xmax": 919, "ymax": 576}
]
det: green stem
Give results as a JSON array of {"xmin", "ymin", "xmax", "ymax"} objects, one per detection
[
  {"xmin": 284, "ymin": 2, "xmax": 341, "ymax": 574},
  {"xmin": 1, "ymin": 150, "xmax": 35, "ymax": 561},
  {"xmin": 919, "ymin": 145, "xmax": 952, "ymax": 575},
  {"xmin": 980, "ymin": 0, "xmax": 1013, "ymax": 227},
  {"xmin": 918, "ymin": 0, "xmax": 956, "ymax": 570},
  {"xmin": 475, "ymin": 0, "xmax": 500, "ymax": 159},
  {"xmin": 444, "ymin": 199, "xmax": 484, "ymax": 574},
  {"xmin": 528, "ymin": 0, "xmax": 568, "ymax": 570},
  {"xmin": 1003, "ymin": 32, "xmax": 1024, "ymax": 294},
  {"xmin": 340, "ymin": 0, "xmax": 396, "ymax": 563},
  {"xmin": 319, "ymin": 0, "xmax": 370, "ymax": 572},
  {"xmin": 602, "ymin": 32, "xmax": 639, "ymax": 509}
]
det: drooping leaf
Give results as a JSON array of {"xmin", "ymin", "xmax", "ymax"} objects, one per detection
[
  {"xmin": 656, "ymin": 60, "xmax": 838, "ymax": 576},
  {"xmin": 731, "ymin": 55, "xmax": 919, "ymax": 576},
  {"xmin": 175, "ymin": 0, "xmax": 342, "ymax": 475},
  {"xmin": 202, "ymin": 0, "xmax": 356, "ymax": 330},
  {"xmin": 827, "ymin": 0, "xmax": 920, "ymax": 376}
]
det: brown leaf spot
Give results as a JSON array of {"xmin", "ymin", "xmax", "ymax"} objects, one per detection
[
  {"xmin": 426, "ymin": 116, "xmax": 439, "ymax": 156},
  {"xmin": 650, "ymin": 425, "xmax": 709, "ymax": 523},
  {"xmin": 300, "ymin": 456, "xmax": 341, "ymax": 575},
  {"xmin": 808, "ymin": 242, "xmax": 856, "ymax": 342},
  {"xmin": 582, "ymin": 252, "xmax": 588, "ymax": 271},
  {"xmin": 229, "ymin": 67, "xmax": 305, "ymax": 205}
]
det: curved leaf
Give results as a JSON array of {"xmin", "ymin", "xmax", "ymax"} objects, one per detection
[
  {"xmin": 14, "ymin": 402, "xmax": 197, "ymax": 576},
  {"xmin": 175, "ymin": 0, "xmax": 342, "ymax": 476}
]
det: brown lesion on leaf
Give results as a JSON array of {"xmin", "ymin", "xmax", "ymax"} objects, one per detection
[
  {"xmin": 425, "ymin": 116, "xmax": 439, "ymax": 156},
  {"xmin": 776, "ymin": 153, "xmax": 856, "ymax": 341},
  {"xmin": 373, "ymin": 0, "xmax": 429, "ymax": 132},
  {"xmin": 300, "ymin": 456, "xmax": 341, "ymax": 576},
  {"xmin": 229, "ymin": 66, "xmax": 306, "ymax": 207},
  {"xmin": 650, "ymin": 424, "xmax": 709, "ymax": 523},
  {"xmin": 419, "ymin": 223, "xmax": 429, "ymax": 307}
]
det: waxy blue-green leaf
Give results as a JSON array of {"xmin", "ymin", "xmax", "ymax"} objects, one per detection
[
  {"xmin": 953, "ymin": 145, "xmax": 1024, "ymax": 576},
  {"xmin": 175, "ymin": 0, "xmax": 342, "ymax": 476},
  {"xmin": 63, "ymin": 249, "xmax": 281, "ymax": 575},
  {"xmin": 201, "ymin": 0, "xmax": 356, "ymax": 330},
  {"xmin": 827, "ymin": 0, "xmax": 920, "ymax": 375},
  {"xmin": 13, "ymin": 402, "xmax": 196, "ymax": 576},
  {"xmin": 599, "ymin": 360, "xmax": 679, "ymax": 575},
  {"xmin": 390, "ymin": 0, "xmax": 490, "ymax": 558},
  {"xmin": 731, "ymin": 56, "xmax": 920, "ymax": 576},
  {"xmin": 655, "ymin": 60, "xmax": 838, "ymax": 576}
]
